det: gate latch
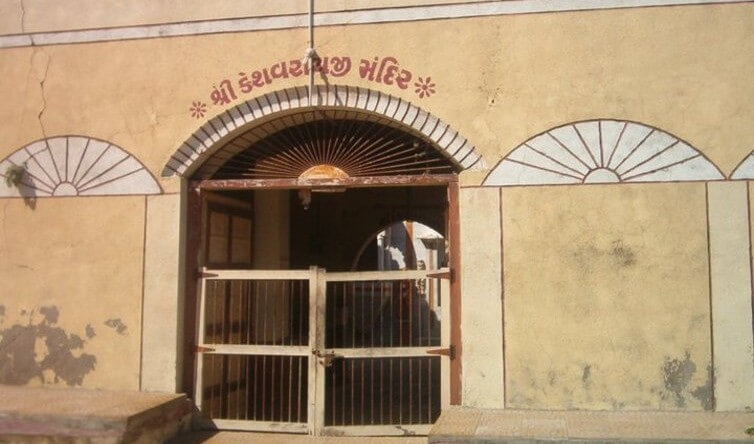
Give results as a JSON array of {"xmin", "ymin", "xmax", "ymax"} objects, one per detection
[
  {"xmin": 313, "ymin": 349, "xmax": 342, "ymax": 367},
  {"xmin": 426, "ymin": 270, "xmax": 452, "ymax": 280},
  {"xmin": 426, "ymin": 345, "xmax": 455, "ymax": 360}
]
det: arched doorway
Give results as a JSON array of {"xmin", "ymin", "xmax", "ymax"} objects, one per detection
[{"xmin": 172, "ymin": 86, "xmax": 481, "ymax": 436}]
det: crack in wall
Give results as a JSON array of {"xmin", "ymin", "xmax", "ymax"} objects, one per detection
[
  {"xmin": 18, "ymin": 0, "xmax": 26, "ymax": 35},
  {"xmin": 35, "ymin": 50, "xmax": 50, "ymax": 139}
]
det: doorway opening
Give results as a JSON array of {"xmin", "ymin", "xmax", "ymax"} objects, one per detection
[{"xmin": 182, "ymin": 107, "xmax": 462, "ymax": 436}]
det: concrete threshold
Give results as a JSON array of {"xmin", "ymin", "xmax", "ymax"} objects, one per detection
[
  {"xmin": 429, "ymin": 407, "xmax": 754, "ymax": 443},
  {"xmin": 0, "ymin": 385, "xmax": 192, "ymax": 443}
]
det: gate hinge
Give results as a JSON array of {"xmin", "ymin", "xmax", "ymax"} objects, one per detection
[
  {"xmin": 195, "ymin": 345, "xmax": 215, "ymax": 353},
  {"xmin": 196, "ymin": 270, "xmax": 218, "ymax": 279},
  {"xmin": 426, "ymin": 345, "xmax": 455, "ymax": 360},
  {"xmin": 426, "ymin": 269, "xmax": 452, "ymax": 280}
]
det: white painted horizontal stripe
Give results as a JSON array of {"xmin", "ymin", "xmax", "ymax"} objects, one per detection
[
  {"xmin": 324, "ymin": 268, "xmax": 448, "ymax": 282},
  {"xmin": 200, "ymin": 344, "xmax": 310, "ymax": 356},
  {"xmin": 331, "ymin": 347, "xmax": 442, "ymax": 358},
  {"xmin": 0, "ymin": 0, "xmax": 750, "ymax": 49},
  {"xmin": 201, "ymin": 268, "xmax": 311, "ymax": 280}
]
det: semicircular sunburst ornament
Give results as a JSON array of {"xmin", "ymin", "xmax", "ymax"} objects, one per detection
[
  {"xmin": 209, "ymin": 113, "xmax": 458, "ymax": 180},
  {"xmin": 483, "ymin": 119, "xmax": 724, "ymax": 186},
  {"xmin": 0, "ymin": 136, "xmax": 161, "ymax": 197},
  {"xmin": 730, "ymin": 151, "xmax": 754, "ymax": 180}
]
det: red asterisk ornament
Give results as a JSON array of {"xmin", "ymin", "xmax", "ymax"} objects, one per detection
[
  {"xmin": 190, "ymin": 101, "xmax": 207, "ymax": 119},
  {"xmin": 414, "ymin": 77, "xmax": 436, "ymax": 99}
]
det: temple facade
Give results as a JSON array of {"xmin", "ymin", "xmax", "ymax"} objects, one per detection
[{"xmin": 0, "ymin": 0, "xmax": 752, "ymax": 436}]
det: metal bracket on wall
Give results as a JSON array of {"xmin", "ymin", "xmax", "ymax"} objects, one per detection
[{"xmin": 427, "ymin": 345, "xmax": 455, "ymax": 360}]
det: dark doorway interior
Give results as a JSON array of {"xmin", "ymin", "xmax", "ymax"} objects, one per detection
[
  {"xmin": 211, "ymin": 185, "xmax": 447, "ymax": 272},
  {"xmin": 197, "ymin": 184, "xmax": 448, "ymax": 428}
]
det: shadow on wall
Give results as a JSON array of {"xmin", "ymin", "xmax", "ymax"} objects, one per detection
[
  {"xmin": 3, "ymin": 164, "xmax": 37, "ymax": 209},
  {"xmin": 0, "ymin": 305, "xmax": 96, "ymax": 386}
]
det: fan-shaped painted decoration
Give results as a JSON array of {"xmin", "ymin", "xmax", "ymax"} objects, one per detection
[
  {"xmin": 483, "ymin": 120, "xmax": 724, "ymax": 186},
  {"xmin": 729, "ymin": 152, "xmax": 754, "ymax": 180},
  {"xmin": 0, "ymin": 136, "xmax": 162, "ymax": 197},
  {"xmin": 200, "ymin": 109, "xmax": 458, "ymax": 180}
]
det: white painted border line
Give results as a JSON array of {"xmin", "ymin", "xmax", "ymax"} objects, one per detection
[{"xmin": 0, "ymin": 0, "xmax": 751, "ymax": 49}]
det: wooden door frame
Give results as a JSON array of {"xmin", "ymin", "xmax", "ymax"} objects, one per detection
[{"xmin": 181, "ymin": 174, "xmax": 463, "ymax": 407}]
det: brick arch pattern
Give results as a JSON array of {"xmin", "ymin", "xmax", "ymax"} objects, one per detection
[{"xmin": 161, "ymin": 85, "xmax": 485, "ymax": 178}]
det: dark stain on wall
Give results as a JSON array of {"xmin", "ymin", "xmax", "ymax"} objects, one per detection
[
  {"xmin": 0, "ymin": 306, "xmax": 96, "ymax": 386},
  {"xmin": 571, "ymin": 243, "xmax": 600, "ymax": 270},
  {"xmin": 571, "ymin": 239, "xmax": 637, "ymax": 271},
  {"xmin": 610, "ymin": 240, "xmax": 636, "ymax": 267},
  {"xmin": 0, "ymin": 305, "xmax": 5, "ymax": 317},
  {"xmin": 691, "ymin": 364, "xmax": 714, "ymax": 411},
  {"xmin": 582, "ymin": 365, "xmax": 592, "ymax": 387},
  {"xmin": 662, "ymin": 352, "xmax": 697, "ymax": 408},
  {"xmin": 39, "ymin": 306, "xmax": 59, "ymax": 324},
  {"xmin": 104, "ymin": 318, "xmax": 128, "ymax": 335},
  {"xmin": 85, "ymin": 324, "xmax": 96, "ymax": 339}
]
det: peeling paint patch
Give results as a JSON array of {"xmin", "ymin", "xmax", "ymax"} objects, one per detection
[
  {"xmin": 85, "ymin": 324, "xmax": 96, "ymax": 339},
  {"xmin": 662, "ymin": 351, "xmax": 696, "ymax": 408},
  {"xmin": 0, "ymin": 307, "xmax": 96, "ymax": 386},
  {"xmin": 104, "ymin": 318, "xmax": 128, "ymax": 335},
  {"xmin": 39, "ymin": 306, "xmax": 59, "ymax": 324}
]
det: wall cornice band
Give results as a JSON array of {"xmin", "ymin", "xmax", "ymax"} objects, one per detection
[{"xmin": 0, "ymin": 0, "xmax": 750, "ymax": 49}]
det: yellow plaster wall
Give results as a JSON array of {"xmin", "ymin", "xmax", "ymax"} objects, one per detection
[
  {"xmin": 1, "ymin": 4, "xmax": 753, "ymax": 186},
  {"xmin": 0, "ymin": 197, "xmax": 145, "ymax": 390},
  {"xmin": 0, "ymin": 3, "xmax": 751, "ymax": 401},
  {"xmin": 501, "ymin": 183, "xmax": 712, "ymax": 410}
]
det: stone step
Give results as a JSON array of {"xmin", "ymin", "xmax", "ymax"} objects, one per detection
[
  {"xmin": 429, "ymin": 407, "xmax": 754, "ymax": 443},
  {"xmin": 0, "ymin": 385, "xmax": 192, "ymax": 443}
]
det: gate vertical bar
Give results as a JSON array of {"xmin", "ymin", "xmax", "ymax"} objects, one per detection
[
  {"xmin": 184, "ymin": 185, "xmax": 203, "ymax": 396},
  {"xmin": 314, "ymin": 268, "xmax": 327, "ymax": 434},
  {"xmin": 195, "ymin": 277, "xmax": 208, "ymax": 411},
  {"xmin": 307, "ymin": 266, "xmax": 319, "ymax": 434},
  {"xmin": 440, "ymin": 277, "xmax": 451, "ymax": 409},
  {"xmin": 448, "ymin": 180, "xmax": 462, "ymax": 405}
]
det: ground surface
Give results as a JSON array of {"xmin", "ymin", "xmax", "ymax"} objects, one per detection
[{"xmin": 169, "ymin": 432, "xmax": 426, "ymax": 443}]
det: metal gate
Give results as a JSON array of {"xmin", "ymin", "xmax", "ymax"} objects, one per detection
[{"xmin": 194, "ymin": 267, "xmax": 450, "ymax": 436}]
